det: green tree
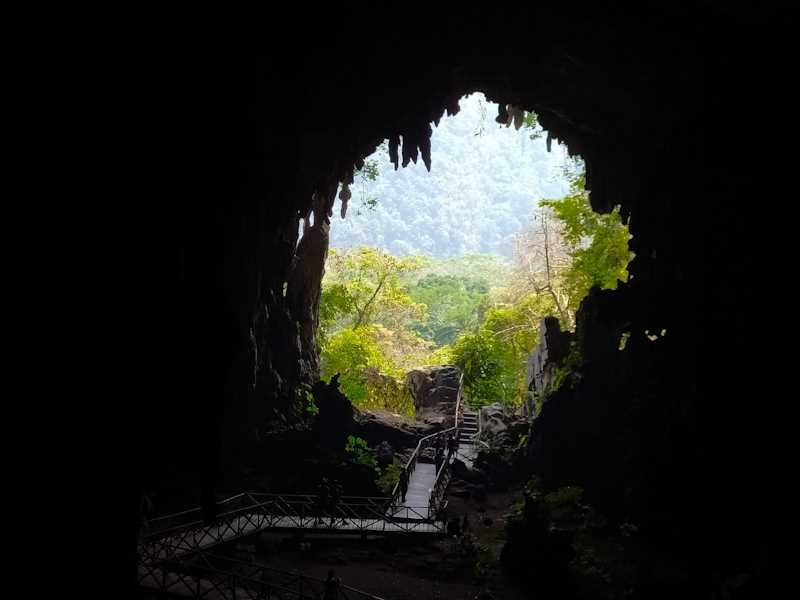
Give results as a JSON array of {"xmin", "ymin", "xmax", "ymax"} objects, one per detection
[
  {"xmin": 409, "ymin": 274, "xmax": 489, "ymax": 346},
  {"xmin": 452, "ymin": 163, "xmax": 631, "ymax": 408},
  {"xmin": 540, "ymin": 169, "xmax": 633, "ymax": 314},
  {"xmin": 522, "ymin": 111, "xmax": 544, "ymax": 140},
  {"xmin": 451, "ymin": 329, "xmax": 506, "ymax": 406},
  {"xmin": 451, "ymin": 292, "xmax": 554, "ymax": 407},
  {"xmin": 324, "ymin": 247, "xmax": 428, "ymax": 331},
  {"xmin": 319, "ymin": 247, "xmax": 428, "ymax": 415},
  {"xmin": 321, "ymin": 327, "xmax": 386, "ymax": 405},
  {"xmin": 320, "ymin": 326, "xmax": 416, "ymax": 415},
  {"xmin": 318, "ymin": 282, "xmax": 354, "ymax": 346},
  {"xmin": 351, "ymin": 141, "xmax": 386, "ymax": 215}
]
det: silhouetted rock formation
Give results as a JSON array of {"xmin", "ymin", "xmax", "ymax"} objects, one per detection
[
  {"xmin": 128, "ymin": 5, "xmax": 778, "ymax": 595},
  {"xmin": 352, "ymin": 408, "xmax": 438, "ymax": 449},
  {"xmin": 526, "ymin": 317, "xmax": 574, "ymax": 416},
  {"xmin": 478, "ymin": 403, "xmax": 528, "ymax": 449},
  {"xmin": 313, "ymin": 375, "xmax": 355, "ymax": 450}
]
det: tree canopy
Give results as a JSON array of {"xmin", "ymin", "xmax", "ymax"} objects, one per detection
[{"xmin": 321, "ymin": 156, "xmax": 632, "ymax": 413}]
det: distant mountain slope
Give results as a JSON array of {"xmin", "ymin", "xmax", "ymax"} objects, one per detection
[{"xmin": 329, "ymin": 93, "xmax": 572, "ymax": 257}]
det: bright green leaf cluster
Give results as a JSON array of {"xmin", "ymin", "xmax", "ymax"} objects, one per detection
[{"xmin": 540, "ymin": 170, "xmax": 633, "ymax": 314}]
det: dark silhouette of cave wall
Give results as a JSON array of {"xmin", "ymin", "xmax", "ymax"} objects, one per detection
[{"xmin": 129, "ymin": 3, "xmax": 777, "ymax": 593}]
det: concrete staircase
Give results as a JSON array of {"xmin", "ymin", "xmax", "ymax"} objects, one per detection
[
  {"xmin": 457, "ymin": 409, "xmax": 479, "ymax": 467},
  {"xmin": 459, "ymin": 409, "xmax": 478, "ymax": 444}
]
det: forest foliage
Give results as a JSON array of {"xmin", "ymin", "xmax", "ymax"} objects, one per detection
[{"xmin": 320, "ymin": 158, "xmax": 632, "ymax": 414}]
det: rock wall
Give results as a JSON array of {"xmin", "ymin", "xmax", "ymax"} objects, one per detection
[
  {"xmin": 123, "ymin": 5, "xmax": 779, "ymax": 593},
  {"xmin": 407, "ymin": 365, "xmax": 461, "ymax": 426},
  {"xmin": 525, "ymin": 317, "xmax": 573, "ymax": 416}
]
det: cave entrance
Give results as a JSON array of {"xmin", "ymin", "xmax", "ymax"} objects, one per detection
[{"xmin": 314, "ymin": 93, "xmax": 633, "ymax": 420}]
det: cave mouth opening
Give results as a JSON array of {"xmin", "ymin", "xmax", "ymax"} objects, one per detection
[
  {"xmin": 312, "ymin": 92, "xmax": 633, "ymax": 420},
  {"xmin": 130, "ymin": 12, "xmax": 777, "ymax": 596}
]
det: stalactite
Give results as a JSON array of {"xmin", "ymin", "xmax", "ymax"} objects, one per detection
[
  {"xmin": 324, "ymin": 182, "xmax": 337, "ymax": 219},
  {"xmin": 389, "ymin": 134, "xmax": 400, "ymax": 170},
  {"xmin": 420, "ymin": 124, "xmax": 432, "ymax": 171},
  {"xmin": 446, "ymin": 95, "xmax": 460, "ymax": 116},
  {"xmin": 343, "ymin": 168, "xmax": 354, "ymax": 186},
  {"xmin": 339, "ymin": 183, "xmax": 351, "ymax": 218},
  {"xmin": 584, "ymin": 158, "xmax": 592, "ymax": 191},
  {"xmin": 433, "ymin": 108, "xmax": 445, "ymax": 127},
  {"xmin": 513, "ymin": 108, "xmax": 524, "ymax": 130},
  {"xmin": 503, "ymin": 104, "xmax": 525, "ymax": 130},
  {"xmin": 496, "ymin": 102, "xmax": 509, "ymax": 124},
  {"xmin": 401, "ymin": 131, "xmax": 414, "ymax": 167}
]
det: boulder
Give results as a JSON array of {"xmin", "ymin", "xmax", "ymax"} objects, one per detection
[
  {"xmin": 313, "ymin": 375, "xmax": 356, "ymax": 449},
  {"xmin": 407, "ymin": 365, "xmax": 461, "ymax": 425},
  {"xmin": 353, "ymin": 408, "xmax": 440, "ymax": 449},
  {"xmin": 479, "ymin": 403, "xmax": 529, "ymax": 448},
  {"xmin": 451, "ymin": 458, "xmax": 483, "ymax": 483},
  {"xmin": 375, "ymin": 441, "xmax": 394, "ymax": 468},
  {"xmin": 480, "ymin": 403, "xmax": 509, "ymax": 436}
]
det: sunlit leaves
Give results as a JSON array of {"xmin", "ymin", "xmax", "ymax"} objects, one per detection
[
  {"xmin": 320, "ymin": 247, "xmax": 428, "ymax": 415},
  {"xmin": 324, "ymin": 247, "xmax": 428, "ymax": 331},
  {"xmin": 540, "ymin": 168, "xmax": 633, "ymax": 314},
  {"xmin": 450, "ymin": 293, "xmax": 552, "ymax": 407},
  {"xmin": 409, "ymin": 274, "xmax": 489, "ymax": 346}
]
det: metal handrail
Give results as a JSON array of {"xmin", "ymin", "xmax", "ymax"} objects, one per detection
[
  {"xmin": 144, "ymin": 493, "xmax": 396, "ymax": 539},
  {"xmin": 389, "ymin": 372, "xmax": 465, "ymax": 517},
  {"xmin": 475, "ymin": 404, "xmax": 490, "ymax": 449},
  {"xmin": 455, "ymin": 372, "xmax": 464, "ymax": 429},
  {"xmin": 140, "ymin": 494, "xmax": 445, "ymax": 562},
  {"xmin": 143, "ymin": 371, "xmax": 466, "ymax": 551}
]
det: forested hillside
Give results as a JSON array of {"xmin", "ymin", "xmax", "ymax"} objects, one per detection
[
  {"xmin": 320, "ymin": 164, "xmax": 633, "ymax": 414},
  {"xmin": 329, "ymin": 93, "xmax": 572, "ymax": 257}
]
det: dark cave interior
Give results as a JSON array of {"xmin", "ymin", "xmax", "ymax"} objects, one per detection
[{"xmin": 122, "ymin": 4, "xmax": 780, "ymax": 596}]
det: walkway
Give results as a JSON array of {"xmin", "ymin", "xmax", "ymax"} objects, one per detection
[
  {"xmin": 139, "ymin": 373, "xmax": 480, "ymax": 598},
  {"xmin": 394, "ymin": 462, "xmax": 435, "ymax": 510}
]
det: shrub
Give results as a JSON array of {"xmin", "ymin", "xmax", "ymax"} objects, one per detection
[
  {"xmin": 376, "ymin": 463, "xmax": 402, "ymax": 495},
  {"xmin": 345, "ymin": 435, "xmax": 379, "ymax": 475}
]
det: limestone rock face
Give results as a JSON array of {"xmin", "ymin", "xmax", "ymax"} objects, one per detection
[
  {"xmin": 473, "ymin": 403, "xmax": 530, "ymax": 455},
  {"xmin": 352, "ymin": 408, "xmax": 440, "ymax": 450},
  {"xmin": 375, "ymin": 441, "xmax": 394, "ymax": 468},
  {"xmin": 406, "ymin": 365, "xmax": 461, "ymax": 426},
  {"xmin": 526, "ymin": 317, "xmax": 573, "ymax": 416},
  {"xmin": 132, "ymin": 9, "xmax": 774, "ymax": 595},
  {"xmin": 479, "ymin": 403, "xmax": 509, "ymax": 436}
]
